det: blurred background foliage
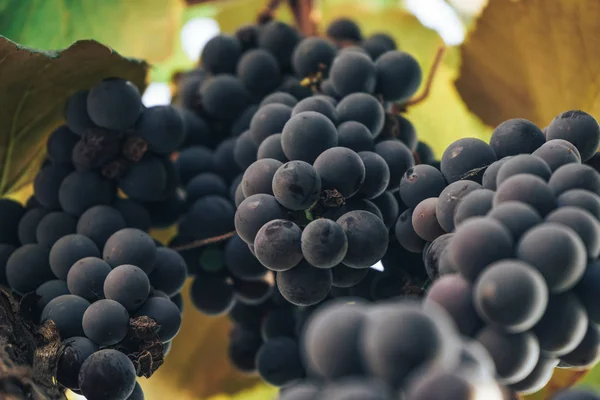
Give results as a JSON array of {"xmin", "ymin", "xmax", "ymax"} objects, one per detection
[{"xmin": 1, "ymin": 0, "xmax": 600, "ymax": 398}]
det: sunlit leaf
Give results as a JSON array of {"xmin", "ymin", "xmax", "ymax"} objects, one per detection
[
  {"xmin": 0, "ymin": 37, "xmax": 148, "ymax": 197},
  {"xmin": 455, "ymin": 0, "xmax": 600, "ymax": 129},
  {"xmin": 0, "ymin": 0, "xmax": 183, "ymax": 64}
]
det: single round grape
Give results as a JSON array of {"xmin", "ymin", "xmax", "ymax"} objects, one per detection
[
  {"xmin": 375, "ymin": 51, "xmax": 422, "ymax": 102},
  {"xmin": 425, "ymin": 273, "xmax": 481, "ymax": 337},
  {"xmin": 135, "ymin": 105, "xmax": 185, "ymax": 154},
  {"xmin": 235, "ymin": 194, "xmax": 287, "ymax": 244},
  {"xmin": 302, "ymin": 301, "xmax": 367, "ymax": 379},
  {"xmin": 546, "ymin": 206, "xmax": 600, "ymax": 260},
  {"xmin": 441, "ymin": 137, "xmax": 497, "ymax": 184},
  {"xmin": 67, "ymin": 257, "xmax": 112, "ymax": 302},
  {"xmin": 36, "ymin": 211, "xmax": 78, "ymax": 248},
  {"xmin": 422, "ymin": 233, "xmax": 456, "ymax": 280},
  {"xmin": 59, "ymin": 170, "xmax": 114, "ymax": 216},
  {"xmin": 148, "ymin": 248, "xmax": 188, "ymax": 297},
  {"xmin": 200, "ymin": 34, "xmax": 241, "ymax": 74},
  {"xmin": 489, "ymin": 118, "xmax": 545, "ymax": 158},
  {"xmin": 47, "ymin": 125, "xmax": 79, "ymax": 165},
  {"xmin": 257, "ymin": 133, "xmax": 287, "ymax": 163},
  {"xmin": 337, "ymin": 121, "xmax": 373, "ymax": 152},
  {"xmin": 435, "ymin": 180, "xmax": 483, "ymax": 233},
  {"xmin": 103, "ymin": 228, "xmax": 157, "ymax": 274},
  {"xmin": 33, "ymin": 164, "xmax": 72, "ymax": 210},
  {"xmin": 337, "ymin": 210, "xmax": 389, "ymax": 269},
  {"xmin": 103, "ymin": 264, "xmax": 150, "ymax": 312},
  {"xmin": 474, "ymin": 260, "xmax": 548, "ymax": 333},
  {"xmin": 476, "ymin": 326, "xmax": 540, "ymax": 385},
  {"xmin": 241, "ymin": 158, "xmax": 283, "ymax": 197},
  {"xmin": 281, "ymin": 111, "xmax": 338, "ymax": 164},
  {"xmin": 292, "ymin": 37, "xmax": 337, "ymax": 78},
  {"xmin": 301, "ymin": 219, "xmax": 348, "ymax": 269},
  {"xmin": 449, "ymin": 217, "xmax": 514, "ymax": 281},
  {"xmin": 557, "ymin": 189, "xmax": 600, "ymax": 219},
  {"xmin": 190, "ymin": 275, "xmax": 235, "ymax": 316},
  {"xmin": 292, "ymin": 96, "xmax": 338, "ymax": 124},
  {"xmin": 336, "ymin": 93, "xmax": 385, "ymax": 138},
  {"xmin": 276, "ymin": 260, "xmax": 332, "ymax": 306},
  {"xmin": 326, "ymin": 18, "xmax": 362, "ymax": 42},
  {"xmin": 249, "ymin": 103, "xmax": 292, "ymax": 145},
  {"xmin": 254, "ymin": 219, "xmax": 303, "ymax": 271},
  {"xmin": 313, "ymin": 147, "xmax": 366, "ymax": 198},
  {"xmin": 224, "ymin": 234, "xmax": 266, "ymax": 281},
  {"xmin": 228, "ymin": 324, "xmax": 263, "ymax": 373},
  {"xmin": 135, "ymin": 297, "xmax": 182, "ymax": 342},
  {"xmin": 496, "ymin": 154, "xmax": 552, "ymax": 187},
  {"xmin": 41, "ymin": 294, "xmax": 90, "ymax": 338},
  {"xmin": 400, "ymin": 165, "xmax": 446, "ymax": 209},
  {"xmin": 185, "ymin": 173, "xmax": 229, "ymax": 205},
  {"xmin": 482, "ymin": 157, "xmax": 512, "ymax": 191},
  {"xmin": 548, "ymin": 163, "xmax": 600, "ymax": 196},
  {"xmin": 329, "ymin": 51, "xmax": 376, "ymax": 97},
  {"xmin": 78, "ymin": 349, "xmax": 137, "ymax": 400},
  {"xmin": 486, "ymin": 201, "xmax": 542, "ymax": 240},
  {"xmin": 82, "ymin": 299, "xmax": 129, "ymax": 346},
  {"xmin": 532, "ymin": 291, "xmax": 589, "ymax": 361},
  {"xmin": 64, "ymin": 90, "xmax": 96, "ymax": 136},
  {"xmin": 357, "ymin": 151, "xmax": 390, "ymax": 200},
  {"xmin": 236, "ymin": 49, "xmax": 281, "ymax": 96},
  {"xmin": 412, "ymin": 198, "xmax": 446, "ymax": 242},
  {"xmin": 560, "ymin": 323, "xmax": 600, "ymax": 369},
  {"xmin": 76, "ymin": 205, "xmax": 126, "ymax": 250},
  {"xmin": 272, "ymin": 161, "xmax": 322, "ymax": 211},
  {"xmin": 546, "ymin": 110, "xmax": 600, "ymax": 162},
  {"xmin": 6, "ymin": 244, "xmax": 54, "ymax": 294},
  {"xmin": 516, "ymin": 222, "xmax": 586, "ymax": 292},
  {"xmin": 374, "ymin": 140, "xmax": 415, "ymax": 191},
  {"xmin": 57, "ymin": 336, "xmax": 98, "ymax": 390},
  {"xmin": 257, "ymin": 21, "xmax": 299, "ymax": 69},
  {"xmin": 533, "ymin": 139, "xmax": 581, "ymax": 172},
  {"xmin": 18, "ymin": 208, "xmax": 49, "ymax": 244},
  {"xmin": 453, "ymin": 189, "xmax": 494, "ymax": 228},
  {"xmin": 256, "ymin": 337, "xmax": 305, "ymax": 387},
  {"xmin": 494, "ymin": 173, "xmax": 557, "ymax": 216},
  {"xmin": 200, "ymin": 75, "xmax": 251, "ymax": 120},
  {"xmin": 87, "ymin": 78, "xmax": 142, "ymax": 130}
]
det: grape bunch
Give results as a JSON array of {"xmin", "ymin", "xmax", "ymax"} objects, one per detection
[
  {"xmin": 389, "ymin": 109, "xmax": 600, "ymax": 395},
  {"xmin": 0, "ymin": 77, "xmax": 191, "ymax": 400},
  {"xmin": 276, "ymin": 298, "xmax": 510, "ymax": 400}
]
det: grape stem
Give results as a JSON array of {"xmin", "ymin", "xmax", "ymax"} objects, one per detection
[
  {"xmin": 170, "ymin": 231, "xmax": 237, "ymax": 251},
  {"xmin": 257, "ymin": 0, "xmax": 284, "ymax": 24},
  {"xmin": 289, "ymin": 0, "xmax": 318, "ymax": 36},
  {"xmin": 393, "ymin": 46, "xmax": 447, "ymax": 112}
]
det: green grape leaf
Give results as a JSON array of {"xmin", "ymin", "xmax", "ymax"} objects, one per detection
[
  {"xmin": 0, "ymin": 0, "xmax": 183, "ymax": 64},
  {"xmin": 0, "ymin": 36, "xmax": 148, "ymax": 196},
  {"xmin": 455, "ymin": 0, "xmax": 600, "ymax": 129}
]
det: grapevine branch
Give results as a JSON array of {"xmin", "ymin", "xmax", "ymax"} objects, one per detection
[
  {"xmin": 170, "ymin": 231, "xmax": 237, "ymax": 251},
  {"xmin": 257, "ymin": 0, "xmax": 284, "ymax": 24},
  {"xmin": 392, "ymin": 46, "xmax": 447, "ymax": 113}
]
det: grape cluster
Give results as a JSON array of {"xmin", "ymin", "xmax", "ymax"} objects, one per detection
[
  {"xmin": 0, "ymin": 78, "xmax": 191, "ymax": 399},
  {"xmin": 390, "ymin": 109, "xmax": 600, "ymax": 395},
  {"xmin": 277, "ymin": 298, "xmax": 510, "ymax": 400}
]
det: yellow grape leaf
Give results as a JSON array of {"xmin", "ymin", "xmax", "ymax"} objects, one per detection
[
  {"xmin": 0, "ymin": 0, "xmax": 183, "ymax": 64},
  {"xmin": 139, "ymin": 281, "xmax": 264, "ymax": 400},
  {"xmin": 0, "ymin": 37, "xmax": 148, "ymax": 197},
  {"xmin": 318, "ymin": 1, "xmax": 491, "ymax": 157},
  {"xmin": 455, "ymin": 0, "xmax": 600, "ymax": 129}
]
